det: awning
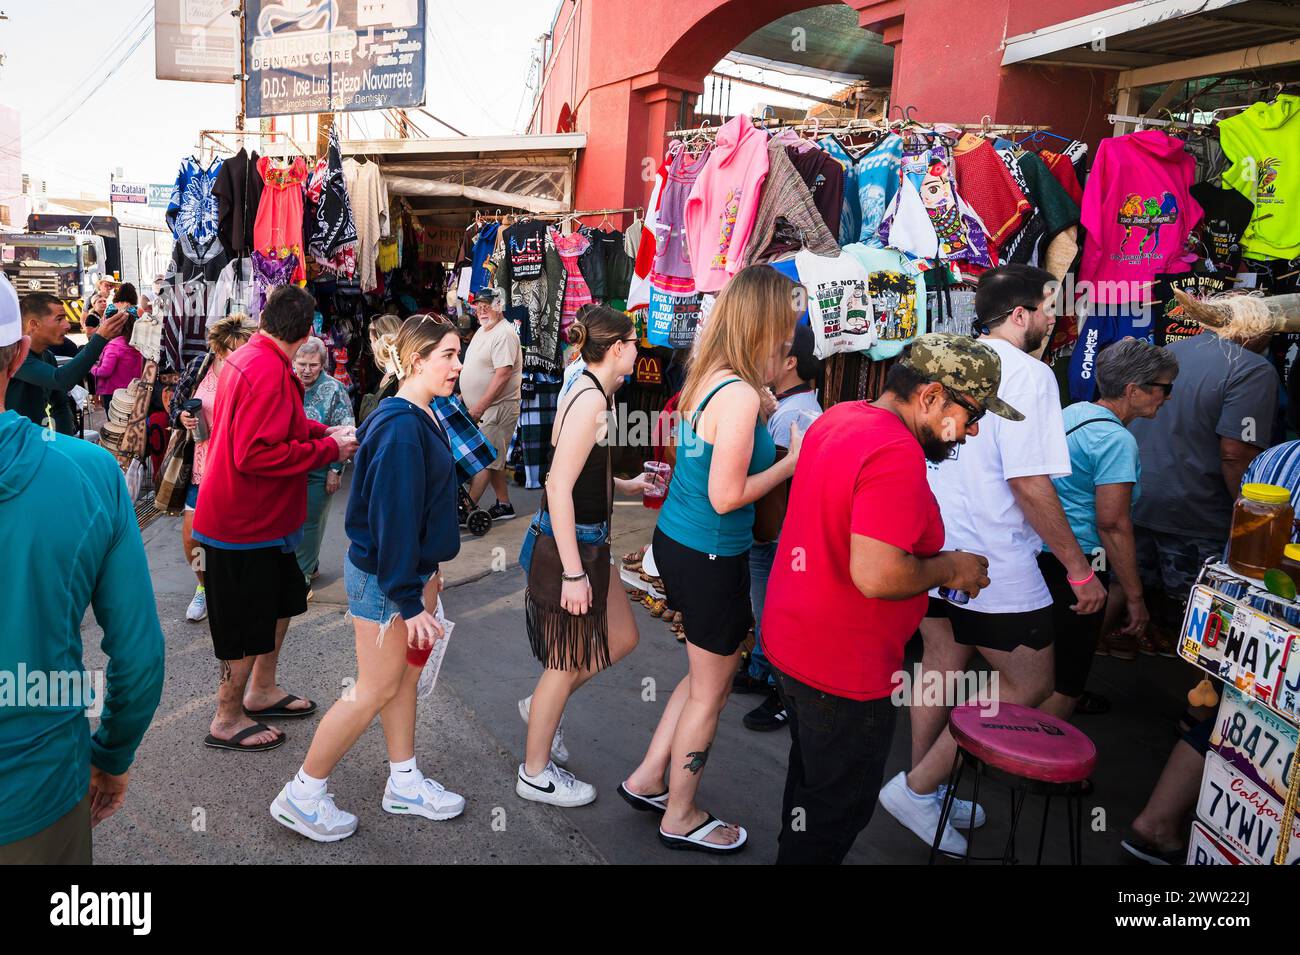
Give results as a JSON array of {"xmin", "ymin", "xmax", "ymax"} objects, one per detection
[
  {"xmin": 731, "ymin": 4, "xmax": 893, "ymax": 87},
  {"xmin": 1002, "ymin": 0, "xmax": 1300, "ymax": 70},
  {"xmin": 263, "ymin": 132, "xmax": 585, "ymax": 224}
]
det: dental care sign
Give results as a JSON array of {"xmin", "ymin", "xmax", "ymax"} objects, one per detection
[{"xmin": 244, "ymin": 0, "xmax": 426, "ymax": 118}]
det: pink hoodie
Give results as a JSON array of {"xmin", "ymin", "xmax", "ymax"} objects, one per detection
[
  {"xmin": 1079, "ymin": 130, "xmax": 1202, "ymax": 305},
  {"xmin": 683, "ymin": 114, "xmax": 770, "ymax": 293}
]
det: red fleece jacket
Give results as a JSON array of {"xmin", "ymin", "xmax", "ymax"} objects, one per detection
[{"xmin": 193, "ymin": 333, "xmax": 338, "ymax": 543}]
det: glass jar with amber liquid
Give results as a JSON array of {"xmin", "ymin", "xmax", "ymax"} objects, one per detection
[{"xmin": 1227, "ymin": 483, "xmax": 1294, "ymax": 579}]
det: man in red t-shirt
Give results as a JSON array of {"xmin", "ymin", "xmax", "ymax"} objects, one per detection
[{"xmin": 763, "ymin": 334, "xmax": 1021, "ymax": 865}]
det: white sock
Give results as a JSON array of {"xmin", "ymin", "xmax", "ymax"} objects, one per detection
[
  {"xmin": 290, "ymin": 767, "xmax": 327, "ymax": 801},
  {"xmin": 390, "ymin": 757, "xmax": 422, "ymax": 791}
]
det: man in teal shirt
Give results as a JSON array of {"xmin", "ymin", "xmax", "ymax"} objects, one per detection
[
  {"xmin": 6, "ymin": 291, "xmax": 126, "ymax": 434},
  {"xmin": 0, "ymin": 274, "xmax": 164, "ymax": 863}
]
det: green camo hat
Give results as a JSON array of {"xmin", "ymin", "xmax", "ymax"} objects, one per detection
[{"xmin": 899, "ymin": 333, "xmax": 1024, "ymax": 421}]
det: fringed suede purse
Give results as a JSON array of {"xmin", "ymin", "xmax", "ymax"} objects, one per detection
[{"xmin": 524, "ymin": 380, "xmax": 614, "ymax": 672}]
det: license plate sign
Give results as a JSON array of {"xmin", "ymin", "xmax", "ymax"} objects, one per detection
[
  {"xmin": 1211, "ymin": 685, "xmax": 1298, "ymax": 802},
  {"xmin": 1187, "ymin": 820, "xmax": 1246, "ymax": 865},
  {"xmin": 1196, "ymin": 751, "xmax": 1300, "ymax": 865}
]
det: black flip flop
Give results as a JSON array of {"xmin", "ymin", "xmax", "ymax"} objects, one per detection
[
  {"xmin": 244, "ymin": 694, "xmax": 317, "ymax": 719},
  {"xmin": 658, "ymin": 814, "xmax": 747, "ymax": 854},
  {"xmin": 1076, "ymin": 691, "xmax": 1111, "ymax": 715},
  {"xmin": 203, "ymin": 723, "xmax": 285, "ymax": 752},
  {"xmin": 1121, "ymin": 836, "xmax": 1182, "ymax": 865},
  {"xmin": 618, "ymin": 782, "xmax": 668, "ymax": 814}
]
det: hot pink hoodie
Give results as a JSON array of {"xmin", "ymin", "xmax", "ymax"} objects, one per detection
[
  {"xmin": 1079, "ymin": 130, "xmax": 1202, "ymax": 305},
  {"xmin": 683, "ymin": 114, "xmax": 770, "ymax": 293}
]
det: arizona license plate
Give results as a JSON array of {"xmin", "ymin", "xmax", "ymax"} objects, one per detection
[
  {"xmin": 1196, "ymin": 751, "xmax": 1300, "ymax": 865},
  {"xmin": 1187, "ymin": 820, "xmax": 1246, "ymax": 865},
  {"xmin": 1211, "ymin": 685, "xmax": 1299, "ymax": 803},
  {"xmin": 1181, "ymin": 586, "xmax": 1299, "ymax": 713}
]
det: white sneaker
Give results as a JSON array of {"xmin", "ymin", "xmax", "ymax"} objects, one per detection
[
  {"xmin": 878, "ymin": 771, "xmax": 968, "ymax": 856},
  {"xmin": 270, "ymin": 783, "xmax": 358, "ymax": 842},
  {"xmin": 518, "ymin": 695, "xmax": 569, "ymax": 766},
  {"xmin": 186, "ymin": 585, "xmax": 207, "ymax": 622},
  {"xmin": 937, "ymin": 782, "xmax": 986, "ymax": 829},
  {"xmin": 516, "ymin": 761, "xmax": 596, "ymax": 807},
  {"xmin": 383, "ymin": 776, "xmax": 465, "ymax": 821}
]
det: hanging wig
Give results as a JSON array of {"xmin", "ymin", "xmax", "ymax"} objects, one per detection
[{"xmin": 1171, "ymin": 289, "xmax": 1300, "ymax": 342}]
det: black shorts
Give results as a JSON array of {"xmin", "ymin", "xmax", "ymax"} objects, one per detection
[
  {"xmin": 1037, "ymin": 553, "xmax": 1110, "ymax": 697},
  {"xmin": 653, "ymin": 527, "xmax": 752, "ymax": 657},
  {"xmin": 204, "ymin": 544, "xmax": 308, "ymax": 660},
  {"xmin": 925, "ymin": 596, "xmax": 1053, "ymax": 652}
]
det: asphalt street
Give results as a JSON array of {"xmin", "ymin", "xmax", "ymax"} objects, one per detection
[{"xmin": 80, "ymin": 475, "xmax": 1196, "ymax": 865}]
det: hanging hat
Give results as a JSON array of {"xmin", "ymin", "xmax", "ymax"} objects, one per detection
[{"xmin": 0, "ymin": 273, "xmax": 21, "ymax": 348}]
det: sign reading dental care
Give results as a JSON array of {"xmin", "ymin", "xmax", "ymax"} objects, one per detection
[{"xmin": 244, "ymin": 0, "xmax": 426, "ymax": 117}]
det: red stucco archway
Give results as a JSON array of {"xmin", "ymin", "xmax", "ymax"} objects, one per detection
[{"xmin": 534, "ymin": 0, "xmax": 1116, "ymax": 218}]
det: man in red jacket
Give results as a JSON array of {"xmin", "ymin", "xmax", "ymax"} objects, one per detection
[{"xmin": 194, "ymin": 287, "xmax": 358, "ymax": 752}]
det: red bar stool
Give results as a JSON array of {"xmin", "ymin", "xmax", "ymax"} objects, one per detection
[{"xmin": 928, "ymin": 703, "xmax": 1096, "ymax": 865}]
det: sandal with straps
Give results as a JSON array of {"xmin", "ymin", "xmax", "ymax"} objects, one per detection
[{"xmin": 658, "ymin": 814, "xmax": 748, "ymax": 854}]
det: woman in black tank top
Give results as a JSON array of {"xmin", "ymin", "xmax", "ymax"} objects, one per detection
[{"xmin": 515, "ymin": 305, "xmax": 656, "ymax": 807}]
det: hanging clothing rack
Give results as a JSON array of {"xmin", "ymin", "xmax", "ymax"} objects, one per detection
[
  {"xmin": 195, "ymin": 128, "xmax": 311, "ymax": 161},
  {"xmin": 664, "ymin": 118, "xmax": 1049, "ymax": 139}
]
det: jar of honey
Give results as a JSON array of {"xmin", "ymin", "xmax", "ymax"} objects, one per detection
[{"xmin": 1227, "ymin": 483, "xmax": 1294, "ymax": 579}]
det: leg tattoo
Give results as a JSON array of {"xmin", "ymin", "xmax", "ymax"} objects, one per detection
[
  {"xmin": 684, "ymin": 744, "xmax": 711, "ymax": 775},
  {"xmin": 218, "ymin": 660, "xmax": 231, "ymax": 685}
]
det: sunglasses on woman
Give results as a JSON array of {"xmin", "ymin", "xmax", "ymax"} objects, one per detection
[{"xmin": 1144, "ymin": 381, "xmax": 1174, "ymax": 397}]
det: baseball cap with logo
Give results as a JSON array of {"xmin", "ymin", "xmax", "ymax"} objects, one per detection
[
  {"xmin": 898, "ymin": 333, "xmax": 1024, "ymax": 421},
  {"xmin": 0, "ymin": 272, "xmax": 21, "ymax": 347}
]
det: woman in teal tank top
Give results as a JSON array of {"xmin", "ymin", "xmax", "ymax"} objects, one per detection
[{"xmin": 620, "ymin": 266, "xmax": 806, "ymax": 854}]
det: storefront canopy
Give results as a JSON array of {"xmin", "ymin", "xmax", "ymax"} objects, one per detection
[
  {"xmin": 1002, "ymin": 0, "xmax": 1300, "ymax": 70},
  {"xmin": 264, "ymin": 132, "xmax": 585, "ymax": 225},
  {"xmin": 731, "ymin": 3, "xmax": 893, "ymax": 86}
]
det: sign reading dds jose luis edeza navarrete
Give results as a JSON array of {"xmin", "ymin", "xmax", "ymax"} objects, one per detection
[{"xmin": 244, "ymin": 0, "xmax": 426, "ymax": 118}]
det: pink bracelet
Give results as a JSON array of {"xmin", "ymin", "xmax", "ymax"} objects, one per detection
[{"xmin": 1068, "ymin": 570, "xmax": 1096, "ymax": 587}]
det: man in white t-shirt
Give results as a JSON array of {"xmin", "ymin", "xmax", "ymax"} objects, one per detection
[
  {"xmin": 462, "ymin": 289, "xmax": 523, "ymax": 521},
  {"xmin": 879, "ymin": 264, "xmax": 1107, "ymax": 856}
]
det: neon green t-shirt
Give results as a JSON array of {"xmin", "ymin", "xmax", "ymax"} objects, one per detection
[{"xmin": 1219, "ymin": 94, "xmax": 1300, "ymax": 261}]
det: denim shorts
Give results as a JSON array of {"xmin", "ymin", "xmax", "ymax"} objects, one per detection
[
  {"xmin": 344, "ymin": 553, "xmax": 431, "ymax": 624},
  {"xmin": 518, "ymin": 510, "xmax": 610, "ymax": 575}
]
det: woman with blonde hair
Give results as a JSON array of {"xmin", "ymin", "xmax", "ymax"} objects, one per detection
[
  {"xmin": 169, "ymin": 315, "xmax": 254, "ymax": 622},
  {"xmin": 620, "ymin": 265, "xmax": 804, "ymax": 854},
  {"xmin": 514, "ymin": 304, "xmax": 651, "ymax": 806},
  {"xmin": 272, "ymin": 314, "xmax": 465, "ymax": 842}
]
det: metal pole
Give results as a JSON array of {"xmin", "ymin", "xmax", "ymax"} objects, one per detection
[{"xmin": 235, "ymin": 0, "xmax": 247, "ymax": 143}]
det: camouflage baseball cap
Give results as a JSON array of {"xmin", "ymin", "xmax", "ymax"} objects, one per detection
[{"xmin": 899, "ymin": 333, "xmax": 1024, "ymax": 421}]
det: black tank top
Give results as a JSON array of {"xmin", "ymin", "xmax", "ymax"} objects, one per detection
[{"xmin": 556, "ymin": 370, "xmax": 612, "ymax": 524}]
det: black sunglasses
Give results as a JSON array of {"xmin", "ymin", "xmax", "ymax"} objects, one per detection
[
  {"xmin": 1144, "ymin": 381, "xmax": 1174, "ymax": 397},
  {"xmin": 944, "ymin": 386, "xmax": 985, "ymax": 425}
]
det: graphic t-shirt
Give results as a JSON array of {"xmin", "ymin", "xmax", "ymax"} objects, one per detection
[
  {"xmin": 1189, "ymin": 182, "xmax": 1254, "ymax": 273},
  {"xmin": 506, "ymin": 221, "xmax": 547, "ymax": 281},
  {"xmin": 647, "ymin": 285, "xmax": 702, "ymax": 348},
  {"xmin": 926, "ymin": 337, "xmax": 1070, "ymax": 614},
  {"xmin": 1048, "ymin": 403, "xmax": 1140, "ymax": 559},
  {"xmin": 795, "ymin": 247, "xmax": 874, "ymax": 358},
  {"xmin": 1219, "ymin": 94, "xmax": 1300, "ymax": 261},
  {"xmin": 843, "ymin": 243, "xmax": 927, "ymax": 359},
  {"xmin": 763, "ymin": 403, "xmax": 945, "ymax": 701},
  {"xmin": 1151, "ymin": 272, "xmax": 1233, "ymax": 346}
]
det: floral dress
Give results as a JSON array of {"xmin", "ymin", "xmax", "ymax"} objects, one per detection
[{"xmin": 254, "ymin": 156, "xmax": 308, "ymax": 284}]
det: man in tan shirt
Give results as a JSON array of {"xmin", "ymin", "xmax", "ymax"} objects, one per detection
[{"xmin": 461, "ymin": 288, "xmax": 522, "ymax": 520}]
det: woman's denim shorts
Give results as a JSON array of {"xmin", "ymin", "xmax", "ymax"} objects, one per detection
[
  {"xmin": 344, "ymin": 552, "xmax": 431, "ymax": 624},
  {"xmin": 518, "ymin": 510, "xmax": 610, "ymax": 575}
]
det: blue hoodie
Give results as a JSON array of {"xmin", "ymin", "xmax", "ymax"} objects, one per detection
[
  {"xmin": 345, "ymin": 397, "xmax": 461, "ymax": 619},
  {"xmin": 0, "ymin": 410, "xmax": 165, "ymax": 846}
]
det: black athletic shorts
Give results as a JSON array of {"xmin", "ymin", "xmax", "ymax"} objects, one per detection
[
  {"xmin": 1037, "ymin": 553, "xmax": 1110, "ymax": 697},
  {"xmin": 653, "ymin": 527, "xmax": 752, "ymax": 657},
  {"xmin": 204, "ymin": 544, "xmax": 308, "ymax": 660},
  {"xmin": 925, "ymin": 596, "xmax": 1054, "ymax": 652}
]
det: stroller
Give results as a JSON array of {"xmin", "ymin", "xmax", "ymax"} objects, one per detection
[{"xmin": 433, "ymin": 394, "xmax": 499, "ymax": 538}]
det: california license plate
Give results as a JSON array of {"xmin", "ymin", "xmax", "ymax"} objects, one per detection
[
  {"xmin": 1211, "ymin": 685, "xmax": 1299, "ymax": 803},
  {"xmin": 1196, "ymin": 751, "xmax": 1300, "ymax": 865},
  {"xmin": 1187, "ymin": 820, "xmax": 1246, "ymax": 865}
]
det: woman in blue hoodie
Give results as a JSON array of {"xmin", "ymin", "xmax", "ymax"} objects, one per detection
[{"xmin": 272, "ymin": 314, "xmax": 465, "ymax": 842}]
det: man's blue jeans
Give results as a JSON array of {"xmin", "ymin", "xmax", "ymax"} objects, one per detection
[{"xmin": 748, "ymin": 540, "xmax": 779, "ymax": 686}]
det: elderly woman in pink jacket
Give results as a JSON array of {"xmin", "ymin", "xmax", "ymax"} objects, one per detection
[{"xmin": 90, "ymin": 284, "xmax": 143, "ymax": 395}]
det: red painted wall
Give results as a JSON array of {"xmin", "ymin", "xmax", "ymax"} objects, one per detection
[{"xmin": 532, "ymin": 0, "xmax": 1119, "ymax": 217}]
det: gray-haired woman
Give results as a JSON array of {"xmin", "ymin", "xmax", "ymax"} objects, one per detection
[
  {"xmin": 295, "ymin": 336, "xmax": 354, "ymax": 596},
  {"xmin": 1040, "ymin": 338, "xmax": 1178, "ymax": 719}
]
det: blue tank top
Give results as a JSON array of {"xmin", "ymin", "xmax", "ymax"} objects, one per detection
[{"xmin": 656, "ymin": 378, "xmax": 778, "ymax": 557}]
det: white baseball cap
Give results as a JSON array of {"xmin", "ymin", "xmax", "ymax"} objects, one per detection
[{"xmin": 0, "ymin": 273, "xmax": 20, "ymax": 348}]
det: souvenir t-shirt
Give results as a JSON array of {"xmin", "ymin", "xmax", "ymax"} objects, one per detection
[
  {"xmin": 1151, "ymin": 272, "xmax": 1232, "ymax": 346},
  {"xmin": 647, "ymin": 286, "xmax": 701, "ymax": 348},
  {"xmin": 1048, "ymin": 403, "xmax": 1140, "ymax": 559},
  {"xmin": 795, "ymin": 247, "xmax": 874, "ymax": 358},
  {"xmin": 1130, "ymin": 333, "xmax": 1279, "ymax": 541},
  {"xmin": 763, "ymin": 403, "xmax": 945, "ymax": 702},
  {"xmin": 843, "ymin": 243, "xmax": 927, "ymax": 360},
  {"xmin": 505, "ymin": 220, "xmax": 546, "ymax": 281},
  {"xmin": 927, "ymin": 336, "xmax": 1070, "ymax": 614},
  {"xmin": 1218, "ymin": 94, "xmax": 1300, "ymax": 261},
  {"xmin": 1189, "ymin": 182, "xmax": 1254, "ymax": 273}
]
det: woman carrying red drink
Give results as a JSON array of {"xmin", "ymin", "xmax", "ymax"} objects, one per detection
[{"xmin": 271, "ymin": 314, "xmax": 465, "ymax": 842}]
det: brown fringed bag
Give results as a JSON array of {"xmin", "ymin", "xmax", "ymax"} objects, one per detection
[{"xmin": 524, "ymin": 378, "xmax": 614, "ymax": 672}]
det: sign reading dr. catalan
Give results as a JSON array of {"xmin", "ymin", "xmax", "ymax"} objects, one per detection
[
  {"xmin": 244, "ymin": 0, "xmax": 426, "ymax": 118},
  {"xmin": 110, "ymin": 182, "xmax": 149, "ymax": 205}
]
